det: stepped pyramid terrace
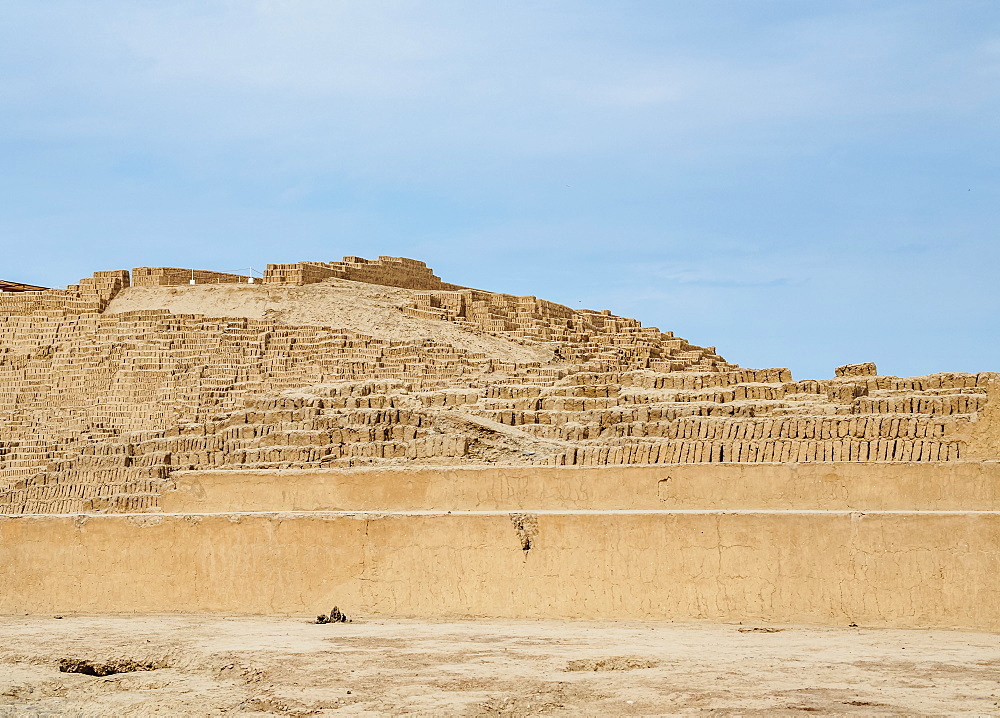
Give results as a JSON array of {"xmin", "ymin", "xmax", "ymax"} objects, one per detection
[{"xmin": 1, "ymin": 256, "xmax": 998, "ymax": 630}]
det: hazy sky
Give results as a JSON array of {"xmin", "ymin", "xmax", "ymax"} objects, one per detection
[{"xmin": 1, "ymin": 1, "xmax": 997, "ymax": 379}]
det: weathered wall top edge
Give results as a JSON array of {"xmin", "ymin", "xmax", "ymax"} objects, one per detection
[
  {"xmin": 173, "ymin": 460, "xmax": 1000, "ymax": 478},
  {"xmin": 7, "ymin": 509, "xmax": 1000, "ymax": 522}
]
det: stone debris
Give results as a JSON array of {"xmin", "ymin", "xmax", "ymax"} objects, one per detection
[
  {"xmin": 58, "ymin": 657, "xmax": 163, "ymax": 676},
  {"xmin": 315, "ymin": 607, "xmax": 349, "ymax": 624},
  {"xmin": 565, "ymin": 657, "xmax": 659, "ymax": 671}
]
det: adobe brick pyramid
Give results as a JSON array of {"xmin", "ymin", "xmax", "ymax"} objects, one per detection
[{"xmin": 1, "ymin": 255, "xmax": 997, "ymax": 515}]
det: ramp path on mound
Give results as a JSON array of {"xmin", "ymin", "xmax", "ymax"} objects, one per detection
[{"xmin": 104, "ymin": 278, "xmax": 555, "ymax": 367}]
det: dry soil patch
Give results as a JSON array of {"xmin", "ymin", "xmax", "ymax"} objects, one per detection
[{"xmin": 1, "ymin": 617, "xmax": 999, "ymax": 715}]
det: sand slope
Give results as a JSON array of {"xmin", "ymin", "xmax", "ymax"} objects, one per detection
[{"xmin": 104, "ymin": 279, "xmax": 554, "ymax": 366}]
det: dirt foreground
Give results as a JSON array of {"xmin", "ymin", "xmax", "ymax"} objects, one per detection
[{"xmin": 1, "ymin": 616, "xmax": 998, "ymax": 716}]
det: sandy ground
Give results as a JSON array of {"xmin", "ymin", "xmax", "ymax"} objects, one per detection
[
  {"xmin": 104, "ymin": 280, "xmax": 553, "ymax": 367},
  {"xmin": 1, "ymin": 617, "xmax": 999, "ymax": 716}
]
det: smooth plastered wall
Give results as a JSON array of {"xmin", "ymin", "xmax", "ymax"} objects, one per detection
[
  {"xmin": 5, "ymin": 462, "xmax": 1000, "ymax": 629},
  {"xmin": 163, "ymin": 462, "xmax": 1000, "ymax": 513},
  {"xmin": 1, "ymin": 510, "xmax": 998, "ymax": 629}
]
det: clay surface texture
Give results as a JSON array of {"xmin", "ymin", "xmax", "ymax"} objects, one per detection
[{"xmin": 1, "ymin": 257, "xmax": 998, "ymax": 712}]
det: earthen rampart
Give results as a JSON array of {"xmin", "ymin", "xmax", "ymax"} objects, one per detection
[
  {"xmin": 1, "ymin": 255, "xmax": 998, "ymax": 627},
  {"xmin": 0, "ymin": 256, "xmax": 996, "ymax": 516},
  {"xmin": 3, "ymin": 462, "xmax": 999, "ymax": 628}
]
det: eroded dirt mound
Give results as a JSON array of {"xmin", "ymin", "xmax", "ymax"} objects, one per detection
[{"xmin": 104, "ymin": 278, "xmax": 553, "ymax": 366}]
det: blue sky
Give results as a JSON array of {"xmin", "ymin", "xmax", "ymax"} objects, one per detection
[{"xmin": 1, "ymin": 1, "xmax": 997, "ymax": 379}]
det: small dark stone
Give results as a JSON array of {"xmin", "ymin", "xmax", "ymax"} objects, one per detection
[{"xmin": 315, "ymin": 606, "xmax": 349, "ymax": 624}]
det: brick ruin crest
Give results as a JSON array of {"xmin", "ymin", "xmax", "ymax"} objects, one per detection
[{"xmin": 0, "ymin": 256, "xmax": 995, "ymax": 514}]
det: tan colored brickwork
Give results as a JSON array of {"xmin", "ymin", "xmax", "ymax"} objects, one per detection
[
  {"xmin": 0, "ymin": 257, "xmax": 996, "ymax": 515},
  {"xmin": 0, "ymin": 270, "xmax": 128, "ymax": 316},
  {"xmin": 264, "ymin": 256, "xmax": 464, "ymax": 290},
  {"xmin": 131, "ymin": 267, "xmax": 250, "ymax": 286},
  {"xmin": 403, "ymin": 289, "xmax": 735, "ymax": 372}
]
